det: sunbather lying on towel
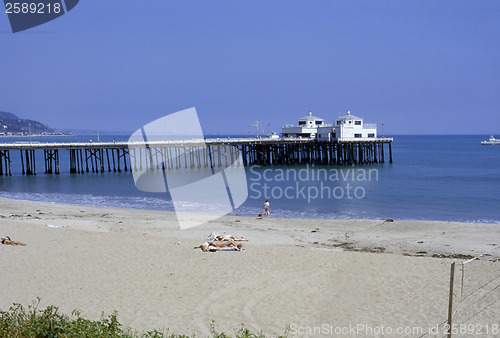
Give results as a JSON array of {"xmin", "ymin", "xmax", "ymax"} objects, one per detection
[
  {"xmin": 1, "ymin": 236, "xmax": 27, "ymax": 246},
  {"xmin": 195, "ymin": 241, "xmax": 243, "ymax": 252},
  {"xmin": 210, "ymin": 244, "xmax": 243, "ymax": 252},
  {"xmin": 215, "ymin": 235, "xmax": 248, "ymax": 241}
]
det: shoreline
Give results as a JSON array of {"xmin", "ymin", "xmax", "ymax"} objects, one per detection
[
  {"xmin": 2, "ymin": 194, "xmax": 500, "ymax": 226},
  {"xmin": 1, "ymin": 197, "xmax": 500, "ymax": 260},
  {"xmin": 1, "ymin": 197, "xmax": 499, "ymax": 336}
]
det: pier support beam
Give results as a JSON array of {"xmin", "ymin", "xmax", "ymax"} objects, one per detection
[
  {"xmin": 69, "ymin": 149, "xmax": 77, "ymax": 173},
  {"xmin": 21, "ymin": 149, "xmax": 36, "ymax": 175},
  {"xmin": 0, "ymin": 150, "xmax": 12, "ymax": 176},
  {"xmin": 44, "ymin": 149, "xmax": 60, "ymax": 174}
]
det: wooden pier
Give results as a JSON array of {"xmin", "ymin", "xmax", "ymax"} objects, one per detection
[{"xmin": 0, "ymin": 137, "xmax": 393, "ymax": 176}]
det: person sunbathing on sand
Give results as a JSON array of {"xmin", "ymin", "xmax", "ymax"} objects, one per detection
[
  {"xmin": 211, "ymin": 244, "xmax": 242, "ymax": 251},
  {"xmin": 1, "ymin": 236, "xmax": 27, "ymax": 246},
  {"xmin": 195, "ymin": 241, "xmax": 243, "ymax": 252},
  {"xmin": 215, "ymin": 235, "xmax": 248, "ymax": 241},
  {"xmin": 210, "ymin": 240, "xmax": 240, "ymax": 247}
]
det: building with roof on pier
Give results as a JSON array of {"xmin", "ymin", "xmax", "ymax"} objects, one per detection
[
  {"xmin": 281, "ymin": 112, "xmax": 325, "ymax": 139},
  {"xmin": 282, "ymin": 110, "xmax": 379, "ymax": 141}
]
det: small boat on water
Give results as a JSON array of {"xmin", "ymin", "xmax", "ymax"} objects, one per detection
[{"xmin": 481, "ymin": 135, "xmax": 500, "ymax": 145}]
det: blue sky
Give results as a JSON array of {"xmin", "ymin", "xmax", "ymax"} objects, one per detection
[{"xmin": 1, "ymin": 0, "xmax": 499, "ymax": 135}]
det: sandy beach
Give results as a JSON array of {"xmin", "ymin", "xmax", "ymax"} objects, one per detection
[{"xmin": 1, "ymin": 197, "xmax": 499, "ymax": 337}]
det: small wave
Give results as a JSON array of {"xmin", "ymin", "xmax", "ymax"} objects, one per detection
[{"xmin": 0, "ymin": 191, "xmax": 174, "ymax": 212}]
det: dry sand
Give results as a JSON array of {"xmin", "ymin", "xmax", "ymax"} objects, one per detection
[{"xmin": 1, "ymin": 197, "xmax": 499, "ymax": 337}]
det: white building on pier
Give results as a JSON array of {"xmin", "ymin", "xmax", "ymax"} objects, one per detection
[
  {"xmin": 281, "ymin": 112, "xmax": 325, "ymax": 139},
  {"xmin": 282, "ymin": 110, "xmax": 379, "ymax": 141}
]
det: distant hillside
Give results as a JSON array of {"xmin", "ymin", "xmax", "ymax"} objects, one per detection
[{"xmin": 0, "ymin": 111, "xmax": 69, "ymax": 136}]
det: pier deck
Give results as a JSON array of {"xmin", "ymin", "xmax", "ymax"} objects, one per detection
[{"xmin": 0, "ymin": 137, "xmax": 393, "ymax": 175}]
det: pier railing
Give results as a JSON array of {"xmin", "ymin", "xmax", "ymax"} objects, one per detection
[{"xmin": 338, "ymin": 137, "xmax": 393, "ymax": 142}]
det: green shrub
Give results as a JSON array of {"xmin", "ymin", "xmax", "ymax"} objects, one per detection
[
  {"xmin": 0, "ymin": 299, "xmax": 289, "ymax": 337},
  {"xmin": 0, "ymin": 298, "xmax": 129, "ymax": 337}
]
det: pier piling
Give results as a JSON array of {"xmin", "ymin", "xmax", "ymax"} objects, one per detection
[{"xmin": 0, "ymin": 150, "xmax": 11, "ymax": 176}]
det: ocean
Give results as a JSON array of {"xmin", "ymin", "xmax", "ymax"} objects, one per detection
[{"xmin": 0, "ymin": 134, "xmax": 499, "ymax": 224}]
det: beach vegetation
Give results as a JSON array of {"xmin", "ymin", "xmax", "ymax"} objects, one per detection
[
  {"xmin": 209, "ymin": 320, "xmax": 289, "ymax": 338},
  {"xmin": 0, "ymin": 299, "xmax": 289, "ymax": 337}
]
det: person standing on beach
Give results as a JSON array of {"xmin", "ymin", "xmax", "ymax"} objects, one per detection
[{"xmin": 263, "ymin": 200, "xmax": 270, "ymax": 216}]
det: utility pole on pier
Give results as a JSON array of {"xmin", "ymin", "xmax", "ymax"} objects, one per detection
[{"xmin": 249, "ymin": 121, "xmax": 260, "ymax": 137}]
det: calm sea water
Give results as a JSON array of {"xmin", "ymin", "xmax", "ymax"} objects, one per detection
[{"xmin": 0, "ymin": 134, "xmax": 499, "ymax": 224}]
